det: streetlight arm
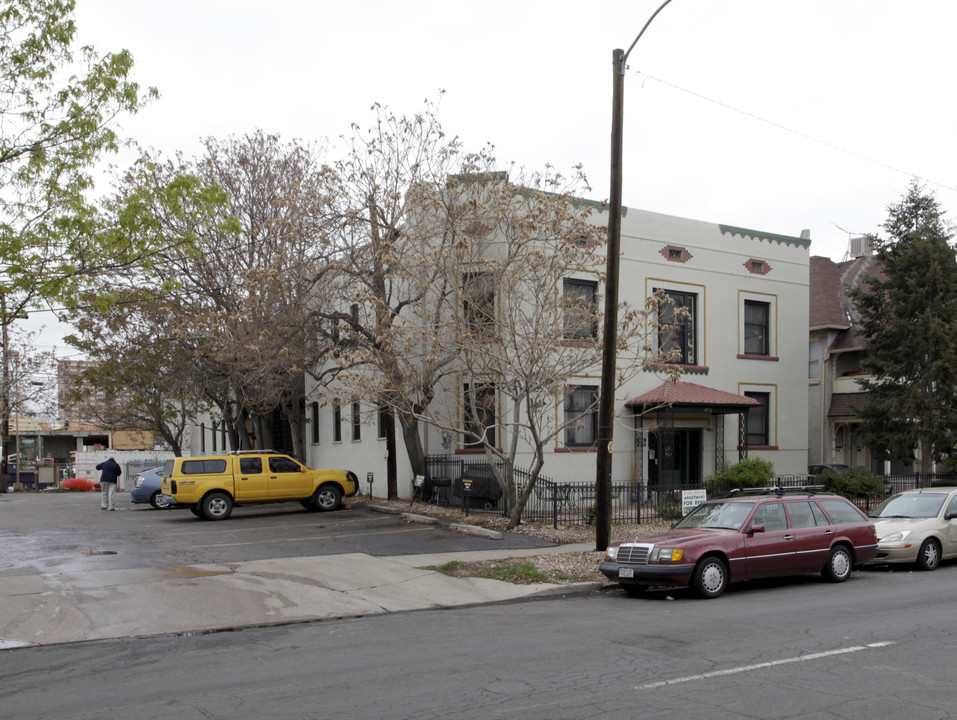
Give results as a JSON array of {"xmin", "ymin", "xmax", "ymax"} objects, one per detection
[{"xmin": 621, "ymin": 0, "xmax": 677, "ymax": 74}]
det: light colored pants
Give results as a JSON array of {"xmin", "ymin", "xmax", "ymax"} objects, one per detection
[{"xmin": 100, "ymin": 481, "xmax": 116, "ymax": 509}]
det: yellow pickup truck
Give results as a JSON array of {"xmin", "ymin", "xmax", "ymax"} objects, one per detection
[{"xmin": 159, "ymin": 451, "xmax": 358, "ymax": 520}]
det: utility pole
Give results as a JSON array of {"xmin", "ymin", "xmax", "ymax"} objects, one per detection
[{"xmin": 595, "ymin": 0, "xmax": 676, "ymax": 551}]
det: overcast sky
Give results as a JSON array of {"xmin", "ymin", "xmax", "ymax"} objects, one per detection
[{"xmin": 36, "ymin": 0, "xmax": 957, "ymax": 353}]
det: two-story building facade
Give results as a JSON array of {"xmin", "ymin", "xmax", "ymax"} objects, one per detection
[{"xmin": 303, "ymin": 199, "xmax": 811, "ymax": 497}]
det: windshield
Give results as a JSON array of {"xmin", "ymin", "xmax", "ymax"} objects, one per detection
[
  {"xmin": 673, "ymin": 501, "xmax": 756, "ymax": 531},
  {"xmin": 869, "ymin": 493, "xmax": 946, "ymax": 519}
]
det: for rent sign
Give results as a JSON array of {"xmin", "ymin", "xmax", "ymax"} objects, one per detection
[{"xmin": 681, "ymin": 489, "xmax": 707, "ymax": 515}]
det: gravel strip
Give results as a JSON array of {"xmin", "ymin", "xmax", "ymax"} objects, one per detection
[{"xmin": 354, "ymin": 496, "xmax": 671, "ymax": 585}]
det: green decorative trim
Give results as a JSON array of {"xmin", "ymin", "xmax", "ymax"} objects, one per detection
[
  {"xmin": 643, "ymin": 364, "xmax": 709, "ymax": 375},
  {"xmin": 719, "ymin": 224, "xmax": 810, "ymax": 249}
]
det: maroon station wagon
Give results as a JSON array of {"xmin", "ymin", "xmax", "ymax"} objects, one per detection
[{"xmin": 600, "ymin": 488, "xmax": 878, "ymax": 598}]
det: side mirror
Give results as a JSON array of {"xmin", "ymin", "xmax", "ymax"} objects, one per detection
[{"xmin": 749, "ymin": 524, "xmax": 766, "ymax": 534}]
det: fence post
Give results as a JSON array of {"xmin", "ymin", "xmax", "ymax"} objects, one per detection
[{"xmin": 552, "ymin": 485, "xmax": 558, "ymax": 530}]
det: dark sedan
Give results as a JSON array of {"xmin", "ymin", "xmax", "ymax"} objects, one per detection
[{"xmin": 600, "ymin": 488, "xmax": 878, "ymax": 598}]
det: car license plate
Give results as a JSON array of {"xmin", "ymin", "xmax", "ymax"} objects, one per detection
[{"xmin": 619, "ymin": 567, "xmax": 634, "ymax": 579}]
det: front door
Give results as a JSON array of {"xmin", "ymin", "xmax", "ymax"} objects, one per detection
[
  {"xmin": 267, "ymin": 455, "xmax": 312, "ymax": 499},
  {"xmin": 648, "ymin": 429, "xmax": 702, "ymax": 486},
  {"xmin": 743, "ymin": 502, "xmax": 796, "ymax": 578}
]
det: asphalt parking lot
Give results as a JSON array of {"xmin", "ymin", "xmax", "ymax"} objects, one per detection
[{"xmin": 0, "ymin": 490, "xmax": 553, "ymax": 577}]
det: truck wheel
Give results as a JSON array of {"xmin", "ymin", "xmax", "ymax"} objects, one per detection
[
  {"xmin": 201, "ymin": 492, "xmax": 233, "ymax": 520},
  {"xmin": 314, "ymin": 484, "xmax": 343, "ymax": 511},
  {"xmin": 189, "ymin": 505, "xmax": 203, "ymax": 517}
]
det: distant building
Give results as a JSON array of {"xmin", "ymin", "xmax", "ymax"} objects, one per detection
[{"xmin": 807, "ymin": 237, "xmax": 909, "ymax": 474}]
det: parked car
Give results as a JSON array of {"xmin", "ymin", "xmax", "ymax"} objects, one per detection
[
  {"xmin": 807, "ymin": 463, "xmax": 849, "ymax": 478},
  {"xmin": 600, "ymin": 488, "xmax": 878, "ymax": 598},
  {"xmin": 159, "ymin": 451, "xmax": 359, "ymax": 520},
  {"xmin": 130, "ymin": 467, "xmax": 174, "ymax": 509},
  {"xmin": 868, "ymin": 487, "xmax": 957, "ymax": 570}
]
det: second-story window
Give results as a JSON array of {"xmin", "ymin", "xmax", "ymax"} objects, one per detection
[
  {"xmin": 463, "ymin": 272, "xmax": 495, "ymax": 337},
  {"xmin": 563, "ymin": 278, "xmax": 598, "ymax": 339},
  {"xmin": 744, "ymin": 300, "xmax": 770, "ymax": 355},
  {"xmin": 658, "ymin": 290, "xmax": 696, "ymax": 365}
]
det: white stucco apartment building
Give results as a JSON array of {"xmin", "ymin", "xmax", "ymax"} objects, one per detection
[{"xmin": 302, "ymin": 202, "xmax": 811, "ymax": 499}]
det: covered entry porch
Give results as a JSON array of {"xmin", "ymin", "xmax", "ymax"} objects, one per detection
[{"xmin": 626, "ymin": 381, "xmax": 760, "ymax": 488}]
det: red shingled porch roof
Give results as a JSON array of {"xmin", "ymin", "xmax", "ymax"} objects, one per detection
[{"xmin": 625, "ymin": 381, "xmax": 760, "ymax": 414}]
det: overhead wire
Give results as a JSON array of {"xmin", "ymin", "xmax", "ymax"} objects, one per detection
[{"xmin": 635, "ymin": 70, "xmax": 957, "ymax": 196}]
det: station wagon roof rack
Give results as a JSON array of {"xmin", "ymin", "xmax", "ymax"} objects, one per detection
[
  {"xmin": 726, "ymin": 485, "xmax": 829, "ymax": 498},
  {"xmin": 228, "ymin": 449, "xmax": 279, "ymax": 455}
]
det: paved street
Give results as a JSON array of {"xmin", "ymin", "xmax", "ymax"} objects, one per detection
[{"xmin": 4, "ymin": 559, "xmax": 957, "ymax": 720}]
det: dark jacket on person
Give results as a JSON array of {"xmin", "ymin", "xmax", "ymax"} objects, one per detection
[{"xmin": 96, "ymin": 458, "xmax": 122, "ymax": 484}]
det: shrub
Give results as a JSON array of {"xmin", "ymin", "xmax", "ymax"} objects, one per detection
[
  {"xmin": 820, "ymin": 467, "xmax": 884, "ymax": 500},
  {"xmin": 709, "ymin": 458, "xmax": 775, "ymax": 495}
]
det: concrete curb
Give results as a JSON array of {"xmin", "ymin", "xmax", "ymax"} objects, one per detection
[
  {"xmin": 371, "ymin": 503, "xmax": 505, "ymax": 540},
  {"xmin": 448, "ymin": 522, "xmax": 503, "ymax": 540}
]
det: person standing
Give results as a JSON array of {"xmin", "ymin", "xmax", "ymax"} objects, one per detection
[{"xmin": 96, "ymin": 457, "xmax": 122, "ymax": 511}]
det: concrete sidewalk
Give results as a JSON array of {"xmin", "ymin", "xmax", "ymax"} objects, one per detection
[{"xmin": 0, "ymin": 539, "xmax": 599, "ymax": 651}]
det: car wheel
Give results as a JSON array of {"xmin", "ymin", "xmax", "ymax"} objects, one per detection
[
  {"xmin": 692, "ymin": 556, "xmax": 728, "ymax": 598},
  {"xmin": 313, "ymin": 484, "xmax": 343, "ymax": 511},
  {"xmin": 822, "ymin": 545, "xmax": 853, "ymax": 582},
  {"xmin": 622, "ymin": 584, "xmax": 648, "ymax": 598},
  {"xmin": 150, "ymin": 492, "xmax": 171, "ymax": 509},
  {"xmin": 201, "ymin": 492, "xmax": 233, "ymax": 520},
  {"xmin": 917, "ymin": 538, "xmax": 941, "ymax": 571}
]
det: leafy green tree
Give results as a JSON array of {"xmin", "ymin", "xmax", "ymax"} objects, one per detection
[
  {"xmin": 0, "ymin": 1, "xmax": 164, "ymax": 475},
  {"xmin": 0, "ymin": 0, "xmax": 159, "ymax": 323},
  {"xmin": 849, "ymin": 181, "xmax": 957, "ymax": 473}
]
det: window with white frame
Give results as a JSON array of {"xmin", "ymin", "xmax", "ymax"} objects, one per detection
[
  {"xmin": 744, "ymin": 391, "xmax": 770, "ymax": 446},
  {"xmin": 351, "ymin": 401, "xmax": 361, "ymax": 441},
  {"xmin": 744, "ymin": 300, "xmax": 770, "ymax": 355},
  {"xmin": 377, "ymin": 403, "xmax": 389, "ymax": 440},
  {"xmin": 332, "ymin": 400, "xmax": 342, "ymax": 443}
]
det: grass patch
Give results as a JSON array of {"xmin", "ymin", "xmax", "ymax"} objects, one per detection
[
  {"xmin": 485, "ymin": 561, "xmax": 549, "ymax": 583},
  {"xmin": 433, "ymin": 560, "xmax": 464, "ymax": 571}
]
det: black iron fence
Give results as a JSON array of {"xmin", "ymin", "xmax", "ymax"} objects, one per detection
[{"xmin": 423, "ymin": 455, "xmax": 957, "ymax": 529}]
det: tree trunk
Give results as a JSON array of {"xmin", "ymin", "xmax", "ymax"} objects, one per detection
[
  {"xmin": 384, "ymin": 408, "xmax": 398, "ymax": 499},
  {"xmin": 398, "ymin": 411, "xmax": 425, "ymax": 484},
  {"xmin": 284, "ymin": 396, "xmax": 304, "ymax": 461}
]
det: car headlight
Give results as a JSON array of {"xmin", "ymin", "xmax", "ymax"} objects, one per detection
[
  {"xmin": 880, "ymin": 530, "xmax": 911, "ymax": 543},
  {"xmin": 651, "ymin": 547, "xmax": 684, "ymax": 562},
  {"xmin": 605, "ymin": 546, "xmax": 619, "ymax": 561}
]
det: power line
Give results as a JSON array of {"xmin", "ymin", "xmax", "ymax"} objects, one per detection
[{"xmin": 636, "ymin": 70, "xmax": 957, "ymax": 195}]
